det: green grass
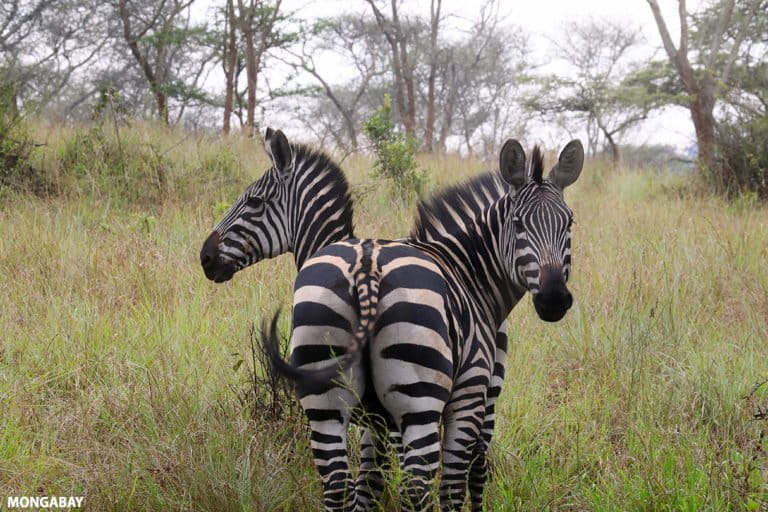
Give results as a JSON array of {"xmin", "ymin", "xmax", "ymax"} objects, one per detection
[{"xmin": 1, "ymin": 124, "xmax": 767, "ymax": 510}]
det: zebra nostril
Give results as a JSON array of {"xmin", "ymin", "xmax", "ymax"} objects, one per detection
[{"xmin": 201, "ymin": 231, "xmax": 221, "ymax": 270}]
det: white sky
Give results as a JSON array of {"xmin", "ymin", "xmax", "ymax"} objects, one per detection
[{"xmin": 237, "ymin": 0, "xmax": 704, "ymax": 151}]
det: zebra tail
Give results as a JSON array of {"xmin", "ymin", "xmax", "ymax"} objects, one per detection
[{"xmin": 263, "ymin": 266, "xmax": 380, "ymax": 387}]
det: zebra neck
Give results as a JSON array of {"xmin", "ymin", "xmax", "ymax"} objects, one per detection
[
  {"xmin": 288, "ymin": 164, "xmax": 355, "ymax": 269},
  {"xmin": 414, "ymin": 198, "xmax": 524, "ymax": 324},
  {"xmin": 292, "ymin": 220, "xmax": 355, "ymax": 269}
]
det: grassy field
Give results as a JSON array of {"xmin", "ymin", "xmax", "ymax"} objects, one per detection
[{"xmin": 1, "ymin": 123, "xmax": 767, "ymax": 510}]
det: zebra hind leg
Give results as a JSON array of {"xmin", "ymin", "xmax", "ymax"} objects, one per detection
[
  {"xmin": 468, "ymin": 439, "xmax": 488, "ymax": 512},
  {"xmin": 468, "ymin": 325, "xmax": 507, "ymax": 511},
  {"xmin": 354, "ymin": 422, "xmax": 396, "ymax": 511},
  {"xmin": 398, "ymin": 414, "xmax": 441, "ymax": 511},
  {"xmin": 307, "ymin": 409, "xmax": 357, "ymax": 511}
]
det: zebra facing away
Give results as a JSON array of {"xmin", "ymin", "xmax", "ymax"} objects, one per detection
[
  {"xmin": 199, "ymin": 127, "xmax": 394, "ymax": 501},
  {"xmin": 200, "ymin": 128, "xmax": 512, "ymax": 510},
  {"xmin": 264, "ymin": 138, "xmax": 585, "ymax": 511}
]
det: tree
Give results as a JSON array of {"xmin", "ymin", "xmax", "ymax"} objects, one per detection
[
  {"xmin": 365, "ymin": 0, "xmax": 419, "ymax": 138},
  {"xmin": 118, "ymin": 0, "xmax": 214, "ymax": 125},
  {"xmin": 284, "ymin": 14, "xmax": 387, "ymax": 150},
  {"xmin": 288, "ymin": 0, "xmax": 530, "ymax": 155},
  {"xmin": 443, "ymin": 2, "xmax": 531, "ymax": 156},
  {"xmin": 232, "ymin": 0, "xmax": 294, "ymax": 137},
  {"xmin": 527, "ymin": 19, "xmax": 655, "ymax": 163},
  {"xmin": 645, "ymin": 0, "xmax": 762, "ymax": 170},
  {"xmin": 221, "ymin": 0, "xmax": 239, "ymax": 133},
  {"xmin": 423, "ymin": 0, "xmax": 442, "ymax": 152},
  {"xmin": 1, "ymin": 0, "xmax": 109, "ymax": 118}
]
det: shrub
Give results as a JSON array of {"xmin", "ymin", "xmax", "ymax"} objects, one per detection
[
  {"xmin": 0, "ymin": 82, "xmax": 51, "ymax": 195},
  {"xmin": 363, "ymin": 94, "xmax": 426, "ymax": 200},
  {"xmin": 59, "ymin": 126, "xmax": 172, "ymax": 204},
  {"xmin": 233, "ymin": 323, "xmax": 300, "ymax": 424},
  {"xmin": 709, "ymin": 115, "xmax": 768, "ymax": 199}
]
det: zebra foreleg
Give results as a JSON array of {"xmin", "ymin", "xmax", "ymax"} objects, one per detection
[{"xmin": 468, "ymin": 323, "xmax": 508, "ymax": 510}]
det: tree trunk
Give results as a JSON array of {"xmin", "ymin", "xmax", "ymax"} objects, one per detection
[
  {"xmin": 367, "ymin": 0, "xmax": 415, "ymax": 139},
  {"xmin": 222, "ymin": 0, "xmax": 237, "ymax": 134},
  {"xmin": 118, "ymin": 0, "xmax": 169, "ymax": 125},
  {"xmin": 242, "ymin": 27, "xmax": 257, "ymax": 137},
  {"xmin": 437, "ymin": 58, "xmax": 457, "ymax": 151},
  {"xmin": 605, "ymin": 134, "xmax": 620, "ymax": 164},
  {"xmin": 424, "ymin": 0, "xmax": 441, "ymax": 152},
  {"xmin": 689, "ymin": 88, "xmax": 717, "ymax": 170},
  {"xmin": 391, "ymin": 0, "xmax": 415, "ymax": 138}
]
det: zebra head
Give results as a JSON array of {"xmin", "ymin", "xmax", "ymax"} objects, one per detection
[
  {"xmin": 499, "ymin": 139, "xmax": 584, "ymax": 322},
  {"xmin": 200, "ymin": 128, "xmax": 353, "ymax": 283}
]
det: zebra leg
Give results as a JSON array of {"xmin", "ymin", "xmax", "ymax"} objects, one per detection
[
  {"xmin": 306, "ymin": 406, "xmax": 356, "ymax": 512},
  {"xmin": 293, "ymin": 330, "xmax": 365, "ymax": 511},
  {"xmin": 354, "ymin": 423, "xmax": 394, "ymax": 511},
  {"xmin": 440, "ymin": 401, "xmax": 487, "ymax": 510},
  {"xmin": 398, "ymin": 414, "xmax": 442, "ymax": 511},
  {"xmin": 469, "ymin": 321, "xmax": 509, "ymax": 511},
  {"xmin": 468, "ymin": 440, "xmax": 487, "ymax": 512}
]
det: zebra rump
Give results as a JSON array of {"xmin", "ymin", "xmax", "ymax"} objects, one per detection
[{"xmin": 263, "ymin": 243, "xmax": 381, "ymax": 388}]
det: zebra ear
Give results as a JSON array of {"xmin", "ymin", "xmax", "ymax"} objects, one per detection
[
  {"xmin": 264, "ymin": 128, "xmax": 293, "ymax": 179},
  {"xmin": 499, "ymin": 139, "xmax": 527, "ymax": 189},
  {"xmin": 549, "ymin": 139, "xmax": 584, "ymax": 190}
]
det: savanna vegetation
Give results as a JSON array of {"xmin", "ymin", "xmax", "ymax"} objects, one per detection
[
  {"xmin": 1, "ymin": 123, "xmax": 767, "ymax": 510},
  {"xmin": 2, "ymin": 0, "xmax": 767, "ymax": 509}
]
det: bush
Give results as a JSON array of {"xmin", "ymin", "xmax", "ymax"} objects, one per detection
[
  {"xmin": 363, "ymin": 94, "xmax": 426, "ymax": 200},
  {"xmin": 0, "ymin": 82, "xmax": 52, "ymax": 195},
  {"xmin": 709, "ymin": 115, "xmax": 768, "ymax": 199},
  {"xmin": 59, "ymin": 126, "xmax": 172, "ymax": 204},
  {"xmin": 233, "ymin": 323, "xmax": 300, "ymax": 424}
]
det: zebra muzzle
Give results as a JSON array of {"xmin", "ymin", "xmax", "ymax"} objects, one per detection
[
  {"xmin": 532, "ymin": 266, "xmax": 573, "ymax": 322},
  {"xmin": 200, "ymin": 231, "xmax": 236, "ymax": 283}
]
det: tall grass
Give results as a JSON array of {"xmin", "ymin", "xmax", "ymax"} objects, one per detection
[{"xmin": 1, "ymin": 124, "xmax": 767, "ymax": 510}]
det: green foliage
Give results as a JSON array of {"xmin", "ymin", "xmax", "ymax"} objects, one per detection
[
  {"xmin": 59, "ymin": 127, "xmax": 171, "ymax": 204},
  {"xmin": 0, "ymin": 82, "xmax": 51, "ymax": 195},
  {"xmin": 92, "ymin": 85, "xmax": 130, "ymax": 121},
  {"xmin": 708, "ymin": 115, "xmax": 768, "ymax": 199},
  {"xmin": 363, "ymin": 94, "xmax": 426, "ymax": 200},
  {"xmin": 52, "ymin": 125, "xmax": 246, "ymax": 206},
  {"xmin": 2, "ymin": 155, "xmax": 768, "ymax": 509}
]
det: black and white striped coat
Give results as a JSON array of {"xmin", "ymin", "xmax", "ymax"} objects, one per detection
[
  {"xmin": 201, "ymin": 128, "xmax": 513, "ymax": 510},
  {"xmin": 266, "ymin": 139, "xmax": 585, "ymax": 511}
]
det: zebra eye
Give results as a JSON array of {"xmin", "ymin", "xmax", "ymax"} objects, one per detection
[
  {"xmin": 512, "ymin": 217, "xmax": 524, "ymax": 230},
  {"xmin": 246, "ymin": 196, "xmax": 263, "ymax": 207}
]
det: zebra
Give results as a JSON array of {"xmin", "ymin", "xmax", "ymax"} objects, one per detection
[
  {"xmin": 200, "ymin": 127, "xmax": 391, "ymax": 503},
  {"xmin": 201, "ymin": 128, "xmax": 513, "ymax": 510},
  {"xmin": 200, "ymin": 127, "xmax": 354, "ymax": 279},
  {"xmin": 263, "ymin": 138, "xmax": 585, "ymax": 511}
]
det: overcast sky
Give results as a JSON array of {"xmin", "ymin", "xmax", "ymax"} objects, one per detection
[{"xmin": 254, "ymin": 0, "xmax": 705, "ymax": 151}]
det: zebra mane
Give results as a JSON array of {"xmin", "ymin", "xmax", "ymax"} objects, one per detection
[
  {"xmin": 290, "ymin": 142, "xmax": 355, "ymax": 235},
  {"xmin": 410, "ymin": 172, "xmax": 506, "ymax": 242},
  {"xmin": 530, "ymin": 145, "xmax": 544, "ymax": 184}
]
